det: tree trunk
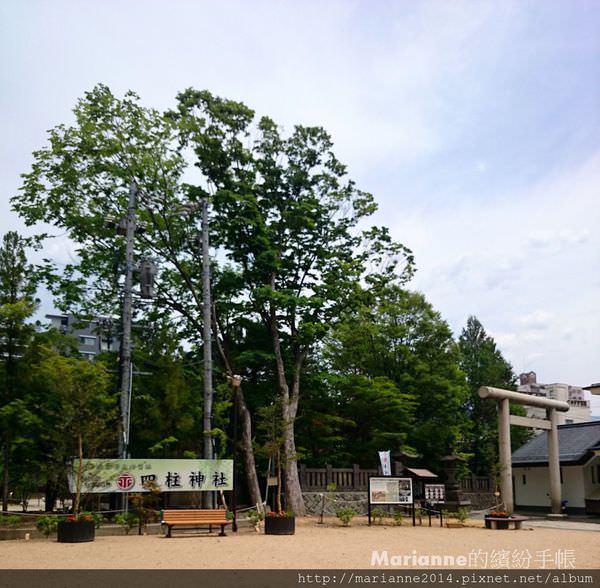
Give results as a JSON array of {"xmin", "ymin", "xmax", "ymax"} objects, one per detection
[
  {"xmin": 74, "ymin": 432, "xmax": 83, "ymax": 514},
  {"xmin": 236, "ymin": 387, "xmax": 263, "ymax": 509},
  {"xmin": 1, "ymin": 436, "xmax": 9, "ymax": 512},
  {"xmin": 269, "ymin": 316, "xmax": 306, "ymax": 515}
]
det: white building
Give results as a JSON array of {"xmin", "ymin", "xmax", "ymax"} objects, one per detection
[
  {"xmin": 517, "ymin": 372, "xmax": 591, "ymax": 425},
  {"xmin": 46, "ymin": 314, "xmax": 120, "ymax": 361},
  {"xmin": 512, "ymin": 421, "xmax": 600, "ymax": 513}
]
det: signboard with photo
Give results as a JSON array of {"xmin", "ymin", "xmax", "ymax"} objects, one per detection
[
  {"xmin": 369, "ymin": 477, "xmax": 413, "ymax": 505},
  {"xmin": 69, "ymin": 458, "xmax": 234, "ymax": 493},
  {"xmin": 424, "ymin": 483, "xmax": 445, "ymax": 503}
]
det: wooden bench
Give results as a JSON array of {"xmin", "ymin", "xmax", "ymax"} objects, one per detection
[
  {"xmin": 161, "ymin": 509, "xmax": 230, "ymax": 538},
  {"xmin": 484, "ymin": 515, "xmax": 529, "ymax": 530}
]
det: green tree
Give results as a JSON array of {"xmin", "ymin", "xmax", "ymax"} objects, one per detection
[
  {"xmin": 0, "ymin": 231, "xmax": 38, "ymax": 512},
  {"xmin": 326, "ymin": 285, "xmax": 469, "ymax": 470},
  {"xmin": 171, "ymin": 91, "xmax": 415, "ymax": 513},
  {"xmin": 458, "ymin": 316, "xmax": 529, "ymax": 475},
  {"xmin": 30, "ymin": 347, "xmax": 117, "ymax": 512}
]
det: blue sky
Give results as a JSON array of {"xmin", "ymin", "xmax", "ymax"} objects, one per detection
[{"xmin": 1, "ymin": 1, "xmax": 599, "ymax": 410}]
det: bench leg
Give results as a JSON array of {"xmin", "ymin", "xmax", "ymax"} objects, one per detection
[
  {"xmin": 515, "ymin": 522, "xmax": 522, "ymax": 530},
  {"xmin": 219, "ymin": 525, "xmax": 226, "ymax": 537},
  {"xmin": 166, "ymin": 525, "xmax": 172, "ymax": 538}
]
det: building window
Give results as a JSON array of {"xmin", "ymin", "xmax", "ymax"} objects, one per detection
[
  {"xmin": 560, "ymin": 468, "xmax": 563, "ymax": 484},
  {"xmin": 522, "ymin": 475, "xmax": 526, "ymax": 485},
  {"xmin": 597, "ymin": 465, "xmax": 600, "ymax": 485},
  {"xmin": 565, "ymin": 419, "xmax": 574, "ymax": 424},
  {"xmin": 593, "ymin": 466, "xmax": 596, "ymax": 485},
  {"xmin": 79, "ymin": 336, "xmax": 97, "ymax": 346}
]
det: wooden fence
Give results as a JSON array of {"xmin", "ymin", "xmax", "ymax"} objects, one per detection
[
  {"xmin": 299, "ymin": 464, "xmax": 378, "ymax": 491},
  {"xmin": 459, "ymin": 475, "xmax": 493, "ymax": 493},
  {"xmin": 299, "ymin": 464, "xmax": 493, "ymax": 494}
]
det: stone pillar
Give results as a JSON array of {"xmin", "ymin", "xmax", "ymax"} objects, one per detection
[
  {"xmin": 547, "ymin": 408, "xmax": 562, "ymax": 515},
  {"xmin": 497, "ymin": 398, "xmax": 514, "ymax": 514}
]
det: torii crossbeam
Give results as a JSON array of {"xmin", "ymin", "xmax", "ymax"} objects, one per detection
[{"xmin": 478, "ymin": 386, "xmax": 569, "ymax": 516}]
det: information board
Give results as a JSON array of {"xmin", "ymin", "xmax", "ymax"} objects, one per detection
[
  {"xmin": 424, "ymin": 483, "xmax": 445, "ymax": 503},
  {"xmin": 368, "ymin": 477, "xmax": 413, "ymax": 505}
]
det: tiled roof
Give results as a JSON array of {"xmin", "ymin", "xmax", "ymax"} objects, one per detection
[{"xmin": 512, "ymin": 421, "xmax": 600, "ymax": 465}]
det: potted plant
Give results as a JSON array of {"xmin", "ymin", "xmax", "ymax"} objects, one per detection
[
  {"xmin": 57, "ymin": 512, "xmax": 97, "ymax": 543},
  {"xmin": 485, "ymin": 510, "xmax": 510, "ymax": 529},
  {"xmin": 257, "ymin": 401, "xmax": 296, "ymax": 535}
]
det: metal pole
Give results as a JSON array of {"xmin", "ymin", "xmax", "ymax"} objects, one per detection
[
  {"xmin": 547, "ymin": 408, "xmax": 562, "ymax": 515},
  {"xmin": 232, "ymin": 380, "xmax": 239, "ymax": 532},
  {"xmin": 497, "ymin": 398, "xmax": 514, "ymax": 514},
  {"xmin": 201, "ymin": 195, "xmax": 214, "ymax": 508},
  {"xmin": 119, "ymin": 182, "xmax": 136, "ymax": 460}
]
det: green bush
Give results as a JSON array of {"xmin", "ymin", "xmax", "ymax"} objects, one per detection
[
  {"xmin": 114, "ymin": 512, "xmax": 139, "ymax": 534},
  {"xmin": 0, "ymin": 514, "xmax": 21, "ymax": 526},
  {"xmin": 247, "ymin": 508, "xmax": 264, "ymax": 529},
  {"xmin": 335, "ymin": 507, "xmax": 357, "ymax": 527},
  {"xmin": 371, "ymin": 507, "xmax": 386, "ymax": 525},
  {"xmin": 35, "ymin": 516, "xmax": 58, "ymax": 537},
  {"xmin": 393, "ymin": 510, "xmax": 403, "ymax": 526}
]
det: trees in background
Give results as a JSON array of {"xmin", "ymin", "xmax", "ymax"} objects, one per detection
[
  {"xmin": 311, "ymin": 285, "xmax": 469, "ymax": 471},
  {"xmin": 458, "ymin": 315, "xmax": 530, "ymax": 476},
  {"xmin": 0, "ymin": 232, "xmax": 38, "ymax": 512}
]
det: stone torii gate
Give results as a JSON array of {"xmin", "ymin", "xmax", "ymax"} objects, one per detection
[{"xmin": 478, "ymin": 386, "xmax": 569, "ymax": 516}]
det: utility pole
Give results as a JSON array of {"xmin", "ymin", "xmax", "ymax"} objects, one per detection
[
  {"xmin": 118, "ymin": 182, "xmax": 136, "ymax": 460},
  {"xmin": 201, "ymin": 195, "xmax": 214, "ymax": 507}
]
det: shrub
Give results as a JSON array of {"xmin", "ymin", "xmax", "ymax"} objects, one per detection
[
  {"xmin": 115, "ymin": 512, "xmax": 139, "ymax": 534},
  {"xmin": 35, "ymin": 516, "xmax": 58, "ymax": 537},
  {"xmin": 336, "ymin": 507, "xmax": 357, "ymax": 527},
  {"xmin": 393, "ymin": 510, "xmax": 403, "ymax": 526},
  {"xmin": 371, "ymin": 507, "xmax": 386, "ymax": 525}
]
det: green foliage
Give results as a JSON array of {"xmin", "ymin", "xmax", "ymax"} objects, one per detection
[
  {"xmin": 315, "ymin": 285, "xmax": 468, "ymax": 469},
  {"xmin": 35, "ymin": 516, "xmax": 58, "ymax": 537},
  {"xmin": 393, "ymin": 510, "xmax": 403, "ymax": 526},
  {"xmin": 129, "ymin": 480, "xmax": 162, "ymax": 534},
  {"xmin": 114, "ymin": 512, "xmax": 139, "ymax": 534},
  {"xmin": 458, "ymin": 316, "xmax": 530, "ymax": 475},
  {"xmin": 246, "ymin": 508, "xmax": 264, "ymax": 531},
  {"xmin": 371, "ymin": 507, "xmax": 386, "ymax": 525},
  {"xmin": 0, "ymin": 514, "xmax": 21, "ymax": 526},
  {"xmin": 335, "ymin": 507, "xmax": 357, "ymax": 526},
  {"xmin": 455, "ymin": 507, "xmax": 469, "ymax": 523}
]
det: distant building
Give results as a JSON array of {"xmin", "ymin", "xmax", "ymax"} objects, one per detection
[
  {"xmin": 46, "ymin": 314, "xmax": 120, "ymax": 361},
  {"xmin": 517, "ymin": 372, "xmax": 592, "ymax": 425}
]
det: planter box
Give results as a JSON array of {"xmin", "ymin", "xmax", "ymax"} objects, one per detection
[
  {"xmin": 57, "ymin": 520, "xmax": 95, "ymax": 543},
  {"xmin": 264, "ymin": 516, "xmax": 295, "ymax": 535}
]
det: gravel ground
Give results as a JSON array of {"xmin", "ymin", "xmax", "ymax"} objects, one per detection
[{"xmin": 0, "ymin": 517, "xmax": 598, "ymax": 570}]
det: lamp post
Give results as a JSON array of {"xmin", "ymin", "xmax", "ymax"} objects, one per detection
[{"xmin": 230, "ymin": 374, "xmax": 242, "ymax": 532}]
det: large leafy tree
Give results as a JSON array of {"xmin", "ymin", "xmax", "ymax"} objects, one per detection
[
  {"xmin": 458, "ymin": 315, "xmax": 529, "ymax": 476},
  {"xmin": 170, "ymin": 91, "xmax": 415, "ymax": 513},
  {"xmin": 326, "ymin": 285, "xmax": 469, "ymax": 471},
  {"xmin": 0, "ymin": 231, "xmax": 38, "ymax": 511}
]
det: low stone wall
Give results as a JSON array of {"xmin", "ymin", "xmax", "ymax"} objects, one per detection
[
  {"xmin": 462, "ymin": 492, "xmax": 499, "ymax": 511},
  {"xmin": 303, "ymin": 491, "xmax": 498, "ymax": 515},
  {"xmin": 303, "ymin": 492, "xmax": 368, "ymax": 516}
]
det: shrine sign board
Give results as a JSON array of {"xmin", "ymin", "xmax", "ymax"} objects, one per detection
[{"xmin": 69, "ymin": 459, "xmax": 233, "ymax": 493}]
